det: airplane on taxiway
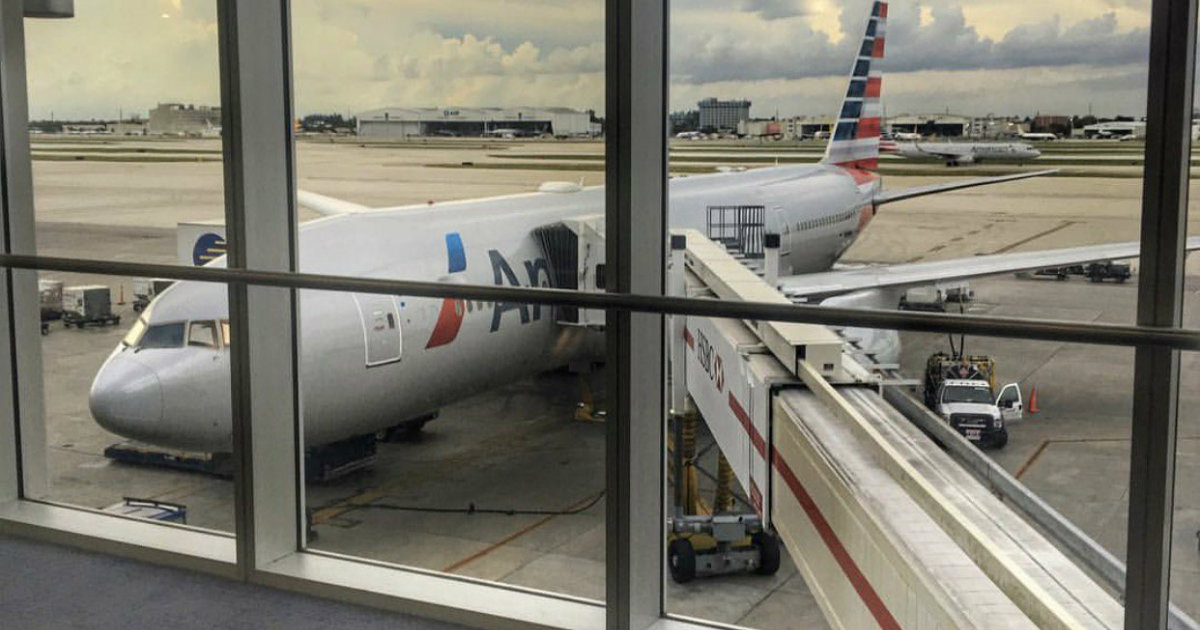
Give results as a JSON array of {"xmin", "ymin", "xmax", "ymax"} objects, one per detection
[
  {"xmin": 89, "ymin": 1, "xmax": 1197, "ymax": 455},
  {"xmin": 885, "ymin": 140, "xmax": 1042, "ymax": 166}
]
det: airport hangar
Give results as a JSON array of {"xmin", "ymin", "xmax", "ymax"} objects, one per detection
[{"xmin": 356, "ymin": 106, "xmax": 599, "ymax": 138}]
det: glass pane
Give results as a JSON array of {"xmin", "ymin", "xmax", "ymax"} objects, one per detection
[
  {"xmin": 667, "ymin": 307, "xmax": 1136, "ymax": 628},
  {"xmin": 291, "ymin": 0, "xmax": 607, "ymax": 601},
  {"xmin": 1172, "ymin": 354, "xmax": 1198, "ymax": 621},
  {"xmin": 32, "ymin": 274, "xmax": 234, "ymax": 533},
  {"xmin": 26, "ymin": 2, "xmax": 226, "ymax": 265},
  {"xmin": 298, "ymin": 288, "xmax": 606, "ymax": 600},
  {"xmin": 670, "ymin": 0, "xmax": 1150, "ymax": 326},
  {"xmin": 1174, "ymin": 17, "xmax": 1198, "ymax": 610}
]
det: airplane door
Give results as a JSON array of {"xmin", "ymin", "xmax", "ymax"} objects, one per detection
[
  {"xmin": 353, "ymin": 294, "xmax": 402, "ymax": 367},
  {"xmin": 768, "ymin": 205, "xmax": 792, "ymax": 273}
]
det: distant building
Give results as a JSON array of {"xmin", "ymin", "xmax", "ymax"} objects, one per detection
[
  {"xmin": 787, "ymin": 116, "xmax": 835, "ymax": 139},
  {"xmin": 737, "ymin": 116, "xmax": 833, "ymax": 140},
  {"xmin": 1082, "ymin": 120, "xmax": 1147, "ymax": 139},
  {"xmin": 111, "ymin": 117, "xmax": 148, "ymax": 136},
  {"xmin": 969, "ymin": 116, "xmax": 1025, "ymax": 139},
  {"xmin": 356, "ymin": 107, "xmax": 598, "ymax": 138},
  {"xmin": 1031, "ymin": 115, "xmax": 1072, "ymax": 136},
  {"xmin": 737, "ymin": 119, "xmax": 782, "ymax": 138},
  {"xmin": 888, "ymin": 113, "xmax": 971, "ymax": 138},
  {"xmin": 698, "ymin": 98, "xmax": 751, "ymax": 132},
  {"xmin": 148, "ymin": 103, "xmax": 221, "ymax": 136},
  {"xmin": 669, "ymin": 110, "xmax": 699, "ymax": 134}
]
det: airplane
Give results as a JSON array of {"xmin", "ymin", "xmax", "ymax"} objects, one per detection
[
  {"xmin": 1019, "ymin": 132, "xmax": 1058, "ymax": 141},
  {"xmin": 885, "ymin": 140, "xmax": 1041, "ymax": 166},
  {"xmin": 483, "ymin": 127, "xmax": 537, "ymax": 139},
  {"xmin": 89, "ymin": 0, "xmax": 1198, "ymax": 455}
]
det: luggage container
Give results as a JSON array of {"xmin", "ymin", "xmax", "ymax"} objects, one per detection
[{"xmin": 61, "ymin": 285, "xmax": 120, "ymax": 328}]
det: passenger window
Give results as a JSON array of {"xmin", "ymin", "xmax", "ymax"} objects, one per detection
[
  {"xmin": 387, "ymin": 313, "xmax": 396, "ymax": 329},
  {"xmin": 188, "ymin": 321, "xmax": 218, "ymax": 348},
  {"xmin": 140, "ymin": 322, "xmax": 186, "ymax": 349}
]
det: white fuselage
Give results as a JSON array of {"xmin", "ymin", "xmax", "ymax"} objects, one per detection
[
  {"xmin": 893, "ymin": 142, "xmax": 1041, "ymax": 165},
  {"xmin": 89, "ymin": 164, "xmax": 881, "ymax": 452}
]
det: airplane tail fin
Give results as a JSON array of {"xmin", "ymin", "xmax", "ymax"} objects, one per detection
[{"xmin": 822, "ymin": 1, "xmax": 887, "ymax": 170}]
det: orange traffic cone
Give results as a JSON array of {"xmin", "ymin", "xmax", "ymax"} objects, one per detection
[{"xmin": 1028, "ymin": 387, "xmax": 1040, "ymax": 414}]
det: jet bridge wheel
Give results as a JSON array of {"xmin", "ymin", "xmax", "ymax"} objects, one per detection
[
  {"xmin": 668, "ymin": 537, "xmax": 697, "ymax": 583},
  {"xmin": 751, "ymin": 531, "xmax": 781, "ymax": 576}
]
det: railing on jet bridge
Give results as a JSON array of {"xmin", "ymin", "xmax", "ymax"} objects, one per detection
[{"xmin": 706, "ymin": 204, "xmax": 766, "ymax": 259}]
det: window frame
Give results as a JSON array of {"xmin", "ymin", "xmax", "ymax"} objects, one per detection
[
  {"xmin": 187, "ymin": 320, "xmax": 221, "ymax": 349},
  {"xmin": 0, "ymin": 1, "xmax": 1193, "ymax": 630}
]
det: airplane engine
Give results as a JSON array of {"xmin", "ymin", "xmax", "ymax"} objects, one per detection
[{"xmin": 819, "ymin": 288, "xmax": 903, "ymax": 365}]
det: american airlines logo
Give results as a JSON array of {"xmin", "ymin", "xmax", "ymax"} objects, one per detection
[{"xmin": 425, "ymin": 232, "xmax": 552, "ymax": 349}]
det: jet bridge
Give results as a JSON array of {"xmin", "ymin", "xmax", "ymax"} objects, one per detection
[{"xmin": 671, "ymin": 228, "xmax": 1128, "ymax": 630}]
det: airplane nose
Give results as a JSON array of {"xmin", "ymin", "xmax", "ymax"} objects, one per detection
[{"xmin": 89, "ymin": 356, "xmax": 163, "ymax": 440}]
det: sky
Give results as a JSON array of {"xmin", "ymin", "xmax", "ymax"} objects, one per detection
[{"xmin": 23, "ymin": 0, "xmax": 1154, "ymax": 121}]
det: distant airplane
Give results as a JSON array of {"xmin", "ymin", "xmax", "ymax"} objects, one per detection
[
  {"xmin": 484, "ymin": 128, "xmax": 541, "ymax": 138},
  {"xmin": 1019, "ymin": 132, "xmax": 1058, "ymax": 141},
  {"xmin": 675, "ymin": 131, "xmax": 704, "ymax": 140},
  {"xmin": 892, "ymin": 131, "xmax": 921, "ymax": 141},
  {"xmin": 88, "ymin": 1, "xmax": 1196, "ymax": 454},
  {"xmin": 885, "ymin": 140, "xmax": 1041, "ymax": 166}
]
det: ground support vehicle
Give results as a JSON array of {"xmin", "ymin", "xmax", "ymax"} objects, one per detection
[
  {"xmin": 1085, "ymin": 261, "xmax": 1131, "ymax": 283},
  {"xmin": 923, "ymin": 352, "xmax": 1022, "ymax": 449}
]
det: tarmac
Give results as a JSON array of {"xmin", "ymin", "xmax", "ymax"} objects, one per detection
[{"xmin": 25, "ymin": 137, "xmax": 1200, "ymax": 627}]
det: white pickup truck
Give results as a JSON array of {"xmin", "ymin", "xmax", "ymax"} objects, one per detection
[{"xmin": 933, "ymin": 379, "xmax": 1023, "ymax": 449}]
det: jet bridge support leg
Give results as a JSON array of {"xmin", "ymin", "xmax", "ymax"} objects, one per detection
[{"xmin": 667, "ymin": 398, "xmax": 780, "ymax": 583}]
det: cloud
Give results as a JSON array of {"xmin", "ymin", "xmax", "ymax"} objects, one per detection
[
  {"xmin": 671, "ymin": 3, "xmax": 1148, "ymax": 84},
  {"xmin": 26, "ymin": 0, "xmax": 220, "ymax": 120},
  {"xmin": 22, "ymin": 0, "xmax": 1153, "ymax": 120},
  {"xmin": 739, "ymin": 0, "xmax": 815, "ymax": 20}
]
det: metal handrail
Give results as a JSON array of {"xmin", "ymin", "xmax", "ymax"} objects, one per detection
[{"xmin": 4, "ymin": 253, "xmax": 1198, "ymax": 350}]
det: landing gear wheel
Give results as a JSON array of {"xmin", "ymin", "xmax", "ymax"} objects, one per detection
[
  {"xmin": 379, "ymin": 420, "xmax": 428, "ymax": 443},
  {"xmin": 752, "ymin": 531, "xmax": 781, "ymax": 576},
  {"xmin": 668, "ymin": 537, "xmax": 697, "ymax": 584}
]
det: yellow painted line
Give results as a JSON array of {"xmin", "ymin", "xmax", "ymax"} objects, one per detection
[
  {"xmin": 441, "ymin": 490, "xmax": 604, "ymax": 574},
  {"xmin": 311, "ymin": 487, "xmax": 391, "ymax": 525}
]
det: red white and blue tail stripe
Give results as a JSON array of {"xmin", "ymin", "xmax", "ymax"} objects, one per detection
[{"xmin": 822, "ymin": 1, "xmax": 886, "ymax": 171}]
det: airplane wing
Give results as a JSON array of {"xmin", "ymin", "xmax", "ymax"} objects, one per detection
[
  {"xmin": 778, "ymin": 236, "xmax": 1200, "ymax": 299},
  {"xmin": 873, "ymin": 170, "xmax": 1058, "ymax": 206},
  {"xmin": 297, "ymin": 190, "xmax": 369, "ymax": 216}
]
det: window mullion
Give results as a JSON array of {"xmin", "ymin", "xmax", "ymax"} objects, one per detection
[{"xmin": 216, "ymin": 0, "xmax": 302, "ymax": 577}]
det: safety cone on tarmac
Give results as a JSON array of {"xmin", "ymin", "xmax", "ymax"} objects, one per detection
[{"xmin": 1028, "ymin": 387, "xmax": 1040, "ymax": 415}]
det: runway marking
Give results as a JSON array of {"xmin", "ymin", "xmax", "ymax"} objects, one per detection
[
  {"xmin": 1012, "ymin": 436, "xmax": 1200, "ymax": 480},
  {"xmin": 311, "ymin": 487, "xmax": 391, "ymax": 525},
  {"xmin": 441, "ymin": 490, "xmax": 604, "ymax": 574},
  {"xmin": 1015, "ymin": 440, "xmax": 1050, "ymax": 479},
  {"xmin": 988, "ymin": 220, "xmax": 1078, "ymax": 255}
]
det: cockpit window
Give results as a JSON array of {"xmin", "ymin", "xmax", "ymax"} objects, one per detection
[
  {"xmin": 121, "ymin": 317, "xmax": 147, "ymax": 347},
  {"xmin": 188, "ymin": 321, "xmax": 218, "ymax": 348},
  {"xmin": 139, "ymin": 322, "xmax": 186, "ymax": 349}
]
